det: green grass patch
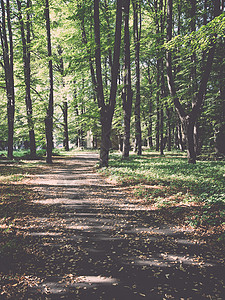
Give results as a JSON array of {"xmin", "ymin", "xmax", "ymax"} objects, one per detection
[{"xmin": 99, "ymin": 151, "xmax": 225, "ymax": 228}]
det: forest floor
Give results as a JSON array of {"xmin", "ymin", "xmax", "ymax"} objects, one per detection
[{"xmin": 0, "ymin": 152, "xmax": 225, "ymax": 299}]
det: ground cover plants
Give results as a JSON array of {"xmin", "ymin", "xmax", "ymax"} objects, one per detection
[
  {"xmin": 0, "ymin": 150, "xmax": 225, "ymax": 298},
  {"xmin": 99, "ymin": 151, "xmax": 225, "ymax": 233}
]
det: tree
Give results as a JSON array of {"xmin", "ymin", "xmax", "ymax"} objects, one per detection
[
  {"xmin": 16, "ymin": 0, "xmax": 36, "ymax": 157},
  {"xmin": 0, "ymin": 0, "xmax": 224, "ymax": 162},
  {"xmin": 94, "ymin": 0, "xmax": 123, "ymax": 167},
  {"xmin": 44, "ymin": 0, "xmax": 54, "ymax": 164},
  {"xmin": 0, "ymin": 0, "xmax": 15, "ymax": 159},
  {"xmin": 166, "ymin": 0, "xmax": 222, "ymax": 163},
  {"xmin": 122, "ymin": 0, "xmax": 133, "ymax": 158},
  {"xmin": 56, "ymin": 45, "xmax": 69, "ymax": 151},
  {"xmin": 132, "ymin": 0, "xmax": 142, "ymax": 155}
]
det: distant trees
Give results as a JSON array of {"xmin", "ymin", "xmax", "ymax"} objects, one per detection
[{"xmin": 0, "ymin": 0, "xmax": 224, "ymax": 164}]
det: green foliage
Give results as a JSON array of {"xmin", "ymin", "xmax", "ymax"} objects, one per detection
[
  {"xmin": 99, "ymin": 151, "xmax": 225, "ymax": 227},
  {"xmin": 164, "ymin": 13, "xmax": 225, "ymax": 54},
  {"xmin": 0, "ymin": 0, "xmax": 224, "ymax": 159}
]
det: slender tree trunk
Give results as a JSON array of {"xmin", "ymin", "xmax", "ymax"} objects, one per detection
[
  {"xmin": 122, "ymin": 0, "xmax": 133, "ymax": 158},
  {"xmin": 57, "ymin": 45, "xmax": 70, "ymax": 151},
  {"xmin": 156, "ymin": 59, "xmax": 160, "ymax": 151},
  {"xmin": 0, "ymin": 0, "xmax": 15, "ymax": 160},
  {"xmin": 160, "ymin": 105, "xmax": 164, "ymax": 155},
  {"xmin": 103, "ymin": 0, "xmax": 113, "ymax": 69},
  {"xmin": 44, "ymin": 0, "xmax": 54, "ymax": 164},
  {"xmin": 166, "ymin": 107, "xmax": 172, "ymax": 151},
  {"xmin": 79, "ymin": 3, "xmax": 97, "ymax": 99},
  {"xmin": 166, "ymin": 0, "xmax": 221, "ymax": 163},
  {"xmin": 132, "ymin": 0, "xmax": 142, "ymax": 155},
  {"xmin": 94, "ymin": 0, "xmax": 123, "ymax": 167},
  {"xmin": 62, "ymin": 101, "xmax": 69, "ymax": 151},
  {"xmin": 159, "ymin": 0, "xmax": 166, "ymax": 156},
  {"xmin": 148, "ymin": 100, "xmax": 153, "ymax": 148},
  {"xmin": 190, "ymin": 0, "xmax": 200, "ymax": 156},
  {"xmin": 215, "ymin": 38, "xmax": 225, "ymax": 155},
  {"xmin": 178, "ymin": 123, "xmax": 185, "ymax": 151},
  {"xmin": 146, "ymin": 63, "xmax": 153, "ymax": 148},
  {"xmin": 16, "ymin": 0, "xmax": 36, "ymax": 157},
  {"xmin": 154, "ymin": 1, "xmax": 160, "ymax": 152}
]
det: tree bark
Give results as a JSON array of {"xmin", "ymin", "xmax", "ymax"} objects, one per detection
[
  {"xmin": 156, "ymin": 58, "xmax": 160, "ymax": 151},
  {"xmin": 166, "ymin": 0, "xmax": 221, "ymax": 163},
  {"xmin": 215, "ymin": 38, "xmax": 225, "ymax": 155},
  {"xmin": 62, "ymin": 101, "xmax": 69, "ymax": 151},
  {"xmin": 190, "ymin": 0, "xmax": 200, "ymax": 156},
  {"xmin": 0, "ymin": 0, "xmax": 15, "ymax": 160},
  {"xmin": 146, "ymin": 63, "xmax": 153, "ymax": 148},
  {"xmin": 16, "ymin": 0, "xmax": 36, "ymax": 158},
  {"xmin": 166, "ymin": 106, "xmax": 172, "ymax": 151},
  {"xmin": 159, "ymin": 0, "xmax": 166, "ymax": 156},
  {"xmin": 122, "ymin": 0, "xmax": 133, "ymax": 158},
  {"xmin": 44, "ymin": 0, "xmax": 54, "ymax": 164},
  {"xmin": 178, "ymin": 123, "xmax": 185, "ymax": 151},
  {"xmin": 79, "ymin": 4, "xmax": 98, "ymax": 99},
  {"xmin": 94, "ymin": 0, "xmax": 123, "ymax": 167},
  {"xmin": 57, "ymin": 46, "xmax": 70, "ymax": 151},
  {"xmin": 132, "ymin": 0, "xmax": 142, "ymax": 155}
]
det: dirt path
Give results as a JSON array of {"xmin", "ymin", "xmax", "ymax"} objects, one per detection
[{"xmin": 1, "ymin": 153, "xmax": 225, "ymax": 299}]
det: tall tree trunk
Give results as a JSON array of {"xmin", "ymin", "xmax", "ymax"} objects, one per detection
[
  {"xmin": 94, "ymin": 0, "xmax": 123, "ymax": 167},
  {"xmin": 160, "ymin": 104, "xmax": 164, "ymax": 155},
  {"xmin": 154, "ymin": 0, "xmax": 160, "ymax": 152},
  {"xmin": 103, "ymin": 0, "xmax": 113, "ymax": 69},
  {"xmin": 156, "ymin": 58, "xmax": 160, "ymax": 151},
  {"xmin": 178, "ymin": 123, "xmax": 185, "ymax": 151},
  {"xmin": 146, "ymin": 63, "xmax": 153, "ymax": 148},
  {"xmin": 166, "ymin": 106, "xmax": 172, "ymax": 151},
  {"xmin": 16, "ymin": 0, "xmax": 36, "ymax": 158},
  {"xmin": 44, "ymin": 0, "xmax": 54, "ymax": 164},
  {"xmin": 215, "ymin": 38, "xmax": 225, "ymax": 155},
  {"xmin": 132, "ymin": 0, "xmax": 142, "ymax": 155},
  {"xmin": 122, "ymin": 0, "xmax": 133, "ymax": 158},
  {"xmin": 147, "ymin": 100, "xmax": 153, "ymax": 148},
  {"xmin": 62, "ymin": 101, "xmax": 69, "ymax": 151},
  {"xmin": 0, "ymin": 0, "xmax": 15, "ymax": 160},
  {"xmin": 166, "ymin": 0, "xmax": 221, "ymax": 163},
  {"xmin": 79, "ymin": 3, "xmax": 97, "ymax": 99},
  {"xmin": 159, "ymin": 0, "xmax": 166, "ymax": 156},
  {"xmin": 57, "ymin": 45, "xmax": 69, "ymax": 151},
  {"xmin": 190, "ymin": 0, "xmax": 200, "ymax": 156}
]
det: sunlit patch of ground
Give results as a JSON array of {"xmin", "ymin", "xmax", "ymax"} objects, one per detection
[{"xmin": 1, "ymin": 153, "xmax": 225, "ymax": 299}]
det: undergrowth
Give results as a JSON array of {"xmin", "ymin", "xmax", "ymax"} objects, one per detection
[{"xmin": 99, "ymin": 151, "xmax": 225, "ymax": 230}]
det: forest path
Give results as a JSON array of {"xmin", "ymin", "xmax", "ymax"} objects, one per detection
[{"xmin": 4, "ymin": 152, "xmax": 225, "ymax": 299}]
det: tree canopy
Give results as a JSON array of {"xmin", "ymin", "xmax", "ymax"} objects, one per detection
[{"xmin": 0, "ymin": 0, "xmax": 224, "ymax": 164}]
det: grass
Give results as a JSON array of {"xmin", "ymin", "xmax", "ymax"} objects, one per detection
[
  {"xmin": 98, "ymin": 151, "xmax": 225, "ymax": 229},
  {"xmin": 0, "ymin": 148, "xmax": 62, "ymax": 160},
  {"xmin": 1, "ymin": 149, "xmax": 224, "ymax": 232}
]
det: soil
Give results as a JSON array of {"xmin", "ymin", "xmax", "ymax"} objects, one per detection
[{"xmin": 0, "ymin": 152, "xmax": 225, "ymax": 299}]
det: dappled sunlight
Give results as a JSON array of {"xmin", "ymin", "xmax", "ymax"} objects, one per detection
[
  {"xmin": 28, "ymin": 275, "xmax": 119, "ymax": 295},
  {"xmin": 131, "ymin": 253, "xmax": 215, "ymax": 268},
  {"xmin": 29, "ymin": 232, "xmax": 63, "ymax": 237},
  {"xmin": 1, "ymin": 153, "xmax": 225, "ymax": 298}
]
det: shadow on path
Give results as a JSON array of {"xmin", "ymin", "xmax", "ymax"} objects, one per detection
[{"xmin": 1, "ymin": 153, "xmax": 225, "ymax": 299}]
